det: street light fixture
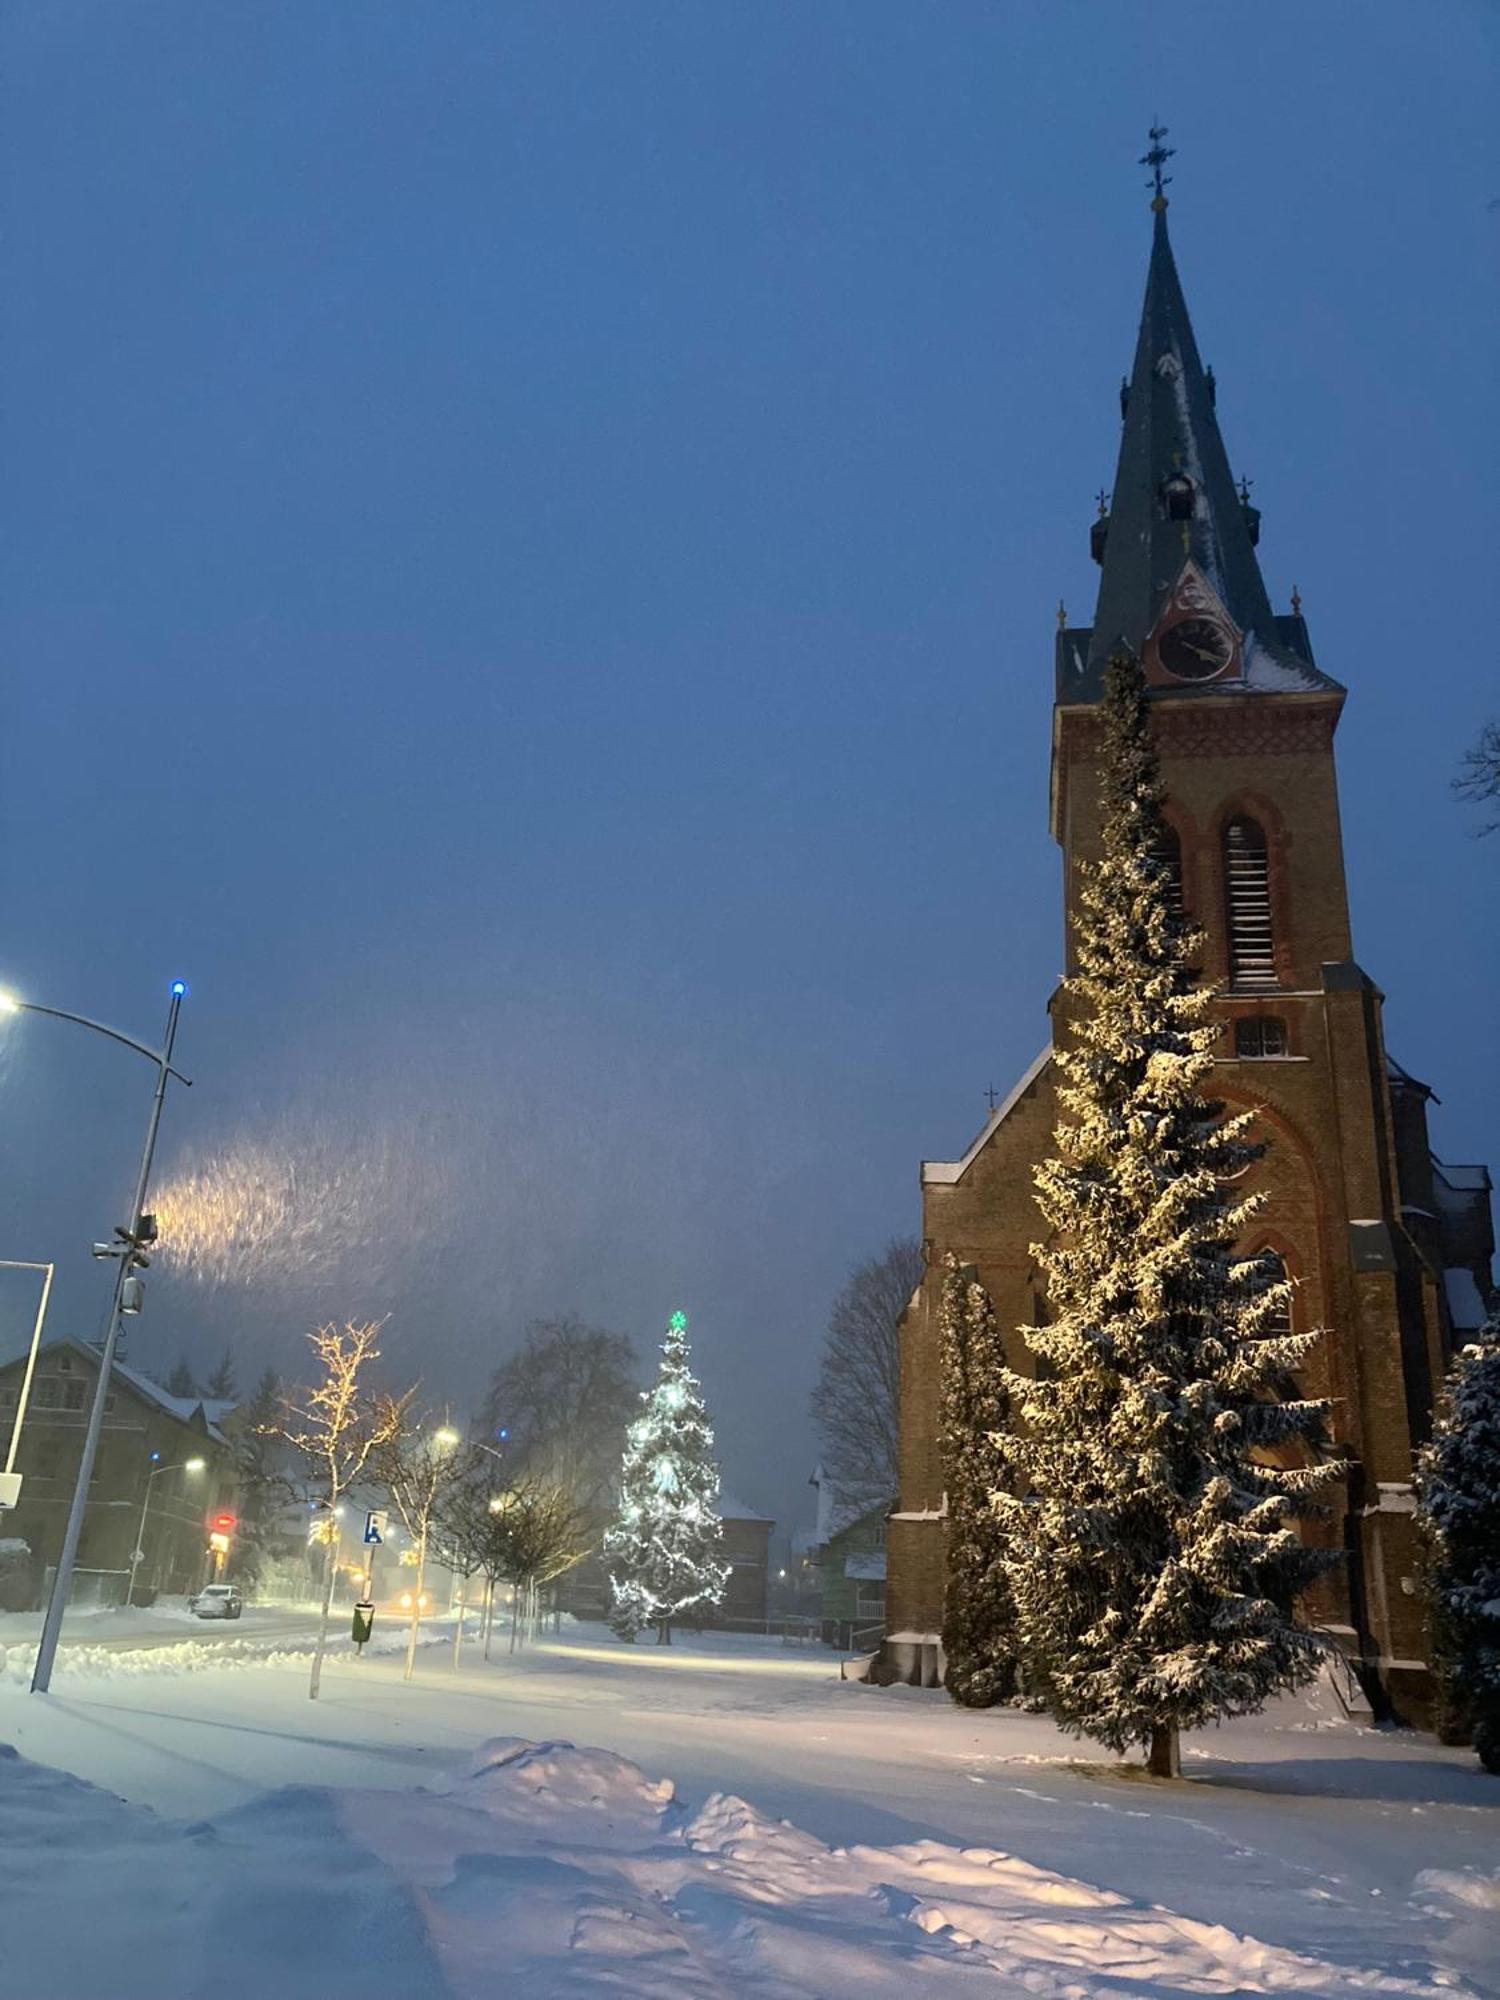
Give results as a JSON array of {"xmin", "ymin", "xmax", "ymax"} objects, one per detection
[
  {"xmin": 126, "ymin": 1457, "xmax": 206, "ymax": 1607},
  {"xmin": 2, "ymin": 980, "xmax": 194, "ymax": 1694}
]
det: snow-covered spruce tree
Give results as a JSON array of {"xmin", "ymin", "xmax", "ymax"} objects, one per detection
[
  {"xmin": 996, "ymin": 649, "xmax": 1342, "ymax": 1778},
  {"xmin": 938, "ymin": 1253, "xmax": 1017, "ymax": 1707},
  {"xmin": 604, "ymin": 1311, "xmax": 729, "ymax": 1644},
  {"xmin": 1415, "ymin": 1308, "xmax": 1500, "ymax": 1774}
]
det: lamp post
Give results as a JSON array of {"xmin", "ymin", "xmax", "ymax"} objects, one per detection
[
  {"xmin": 0, "ymin": 981, "xmax": 193, "ymax": 1694},
  {"xmin": 126, "ymin": 1456, "xmax": 206, "ymax": 1607},
  {"xmin": 0, "ymin": 1260, "xmax": 56, "ymax": 1510}
]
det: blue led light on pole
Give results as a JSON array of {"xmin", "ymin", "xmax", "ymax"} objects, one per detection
[{"xmin": 0, "ymin": 979, "xmax": 195, "ymax": 1694}]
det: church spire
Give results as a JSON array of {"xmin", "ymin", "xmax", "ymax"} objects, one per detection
[{"xmin": 1087, "ymin": 135, "xmax": 1276, "ymax": 673}]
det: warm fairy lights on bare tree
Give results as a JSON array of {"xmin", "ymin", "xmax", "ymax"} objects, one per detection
[{"xmin": 269, "ymin": 1320, "xmax": 409, "ymax": 1700}]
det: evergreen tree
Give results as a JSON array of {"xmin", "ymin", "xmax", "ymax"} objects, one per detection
[
  {"xmin": 604, "ymin": 1311, "xmax": 729, "ymax": 1644},
  {"xmin": 205, "ymin": 1345, "xmax": 238, "ymax": 1400},
  {"xmin": 938, "ymin": 1253, "xmax": 1016, "ymax": 1707},
  {"xmin": 231, "ymin": 1366, "xmax": 285, "ymax": 1590},
  {"xmin": 996, "ymin": 650, "xmax": 1341, "ymax": 1776},
  {"xmin": 165, "ymin": 1355, "xmax": 198, "ymax": 1399},
  {"xmin": 1415, "ymin": 1309, "xmax": 1500, "ymax": 1774}
]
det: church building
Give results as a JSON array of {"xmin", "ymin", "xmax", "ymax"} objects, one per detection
[{"xmin": 883, "ymin": 171, "xmax": 1495, "ymax": 1720}]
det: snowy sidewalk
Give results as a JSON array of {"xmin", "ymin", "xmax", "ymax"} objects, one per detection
[{"xmin": 1, "ymin": 1626, "xmax": 1495, "ymax": 1996}]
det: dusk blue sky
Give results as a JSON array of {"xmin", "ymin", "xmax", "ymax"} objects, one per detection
[{"xmin": 2, "ymin": 3, "xmax": 1495, "ymax": 1533}]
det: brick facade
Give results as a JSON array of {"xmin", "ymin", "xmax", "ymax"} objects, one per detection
[{"xmin": 882, "ymin": 201, "xmax": 1494, "ymax": 1719}]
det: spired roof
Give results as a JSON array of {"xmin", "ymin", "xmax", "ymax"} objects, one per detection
[{"xmin": 1060, "ymin": 199, "xmax": 1342, "ymax": 705}]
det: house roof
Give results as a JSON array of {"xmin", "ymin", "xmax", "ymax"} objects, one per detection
[
  {"xmin": 717, "ymin": 1489, "xmax": 772, "ymax": 1525},
  {"xmin": 0, "ymin": 1333, "xmax": 234, "ymax": 1446}
]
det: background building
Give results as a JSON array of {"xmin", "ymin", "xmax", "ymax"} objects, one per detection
[{"xmin": 0, "ymin": 1334, "xmax": 237, "ymax": 1607}]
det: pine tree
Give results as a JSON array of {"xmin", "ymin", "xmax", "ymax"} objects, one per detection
[
  {"xmin": 996, "ymin": 650, "xmax": 1342, "ymax": 1777},
  {"xmin": 165, "ymin": 1355, "xmax": 198, "ymax": 1399},
  {"xmin": 205, "ymin": 1345, "xmax": 238, "ymax": 1400},
  {"xmin": 231, "ymin": 1366, "xmax": 284, "ymax": 1590},
  {"xmin": 938, "ymin": 1254, "xmax": 1016, "ymax": 1707},
  {"xmin": 1415, "ymin": 1308, "xmax": 1500, "ymax": 1774},
  {"xmin": 604, "ymin": 1310, "xmax": 729, "ymax": 1644}
]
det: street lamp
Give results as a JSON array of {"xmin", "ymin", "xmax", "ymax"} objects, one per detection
[
  {"xmin": 126, "ymin": 1457, "xmax": 206, "ymax": 1606},
  {"xmin": 0, "ymin": 980, "xmax": 193, "ymax": 1694},
  {"xmin": 0, "ymin": 1260, "xmax": 56, "ymax": 1511}
]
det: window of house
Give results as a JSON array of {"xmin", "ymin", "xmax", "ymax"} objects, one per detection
[
  {"xmin": 1150, "ymin": 824, "xmax": 1184, "ymax": 916},
  {"xmin": 1234, "ymin": 1016, "xmax": 1288, "ymax": 1059},
  {"xmin": 0, "ymin": 1385, "xmax": 16, "ymax": 1411},
  {"xmin": 1224, "ymin": 817, "xmax": 1277, "ymax": 988},
  {"xmin": 62, "ymin": 1380, "xmax": 87, "ymax": 1411},
  {"xmin": 32, "ymin": 1379, "xmax": 60, "ymax": 1410}
]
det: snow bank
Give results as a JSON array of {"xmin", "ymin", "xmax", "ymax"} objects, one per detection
[
  {"xmin": 7, "ymin": 1729, "xmax": 1463, "ymax": 2000},
  {"xmin": 0, "ymin": 1616, "xmax": 463, "ymax": 1684}
]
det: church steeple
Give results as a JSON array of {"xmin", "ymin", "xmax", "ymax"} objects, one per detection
[
  {"xmin": 1091, "ymin": 198, "xmax": 1274, "ymax": 669},
  {"xmin": 1057, "ymin": 135, "xmax": 1339, "ymax": 703}
]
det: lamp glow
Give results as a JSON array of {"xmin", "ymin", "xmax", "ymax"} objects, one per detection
[
  {"xmin": 185, "ymin": 1457, "xmax": 206, "ymax": 1473},
  {"xmin": 170, "ymin": 980, "xmax": 188, "ymax": 998},
  {"xmin": 0, "ymin": 991, "xmax": 19, "ymax": 1015}
]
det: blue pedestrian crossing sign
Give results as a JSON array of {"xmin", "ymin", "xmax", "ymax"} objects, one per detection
[{"xmin": 363, "ymin": 1509, "xmax": 388, "ymax": 1547}]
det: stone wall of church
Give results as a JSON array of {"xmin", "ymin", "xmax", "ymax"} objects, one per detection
[{"xmin": 884, "ymin": 691, "xmax": 1477, "ymax": 1718}]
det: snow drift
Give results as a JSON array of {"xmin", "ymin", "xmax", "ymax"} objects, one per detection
[{"xmin": 0, "ymin": 1733, "xmax": 1482, "ymax": 1998}]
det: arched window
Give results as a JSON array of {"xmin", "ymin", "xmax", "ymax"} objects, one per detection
[
  {"xmin": 1224, "ymin": 817, "xmax": 1276, "ymax": 988},
  {"xmin": 1150, "ymin": 824, "xmax": 1184, "ymax": 916},
  {"xmin": 1256, "ymin": 1252, "xmax": 1293, "ymax": 1338}
]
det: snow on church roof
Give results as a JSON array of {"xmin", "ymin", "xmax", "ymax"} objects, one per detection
[{"xmin": 922, "ymin": 1048, "xmax": 1052, "ymax": 1187}]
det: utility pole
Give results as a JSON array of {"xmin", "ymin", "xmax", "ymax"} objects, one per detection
[{"xmin": 31, "ymin": 984, "xmax": 189, "ymax": 1693}]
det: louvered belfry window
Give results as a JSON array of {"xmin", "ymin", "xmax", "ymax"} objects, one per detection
[
  {"xmin": 1224, "ymin": 817, "xmax": 1276, "ymax": 988},
  {"xmin": 1150, "ymin": 824, "xmax": 1184, "ymax": 917}
]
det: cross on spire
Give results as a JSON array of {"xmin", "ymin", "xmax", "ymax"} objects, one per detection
[{"xmin": 1140, "ymin": 121, "xmax": 1174, "ymax": 210}]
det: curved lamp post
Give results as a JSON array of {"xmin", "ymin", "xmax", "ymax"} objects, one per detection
[
  {"xmin": 0, "ymin": 981, "xmax": 192, "ymax": 1692},
  {"xmin": 126, "ymin": 1455, "xmax": 206, "ymax": 1607}
]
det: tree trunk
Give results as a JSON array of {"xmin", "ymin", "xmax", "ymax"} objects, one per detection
[
  {"xmin": 1147, "ymin": 1724, "xmax": 1180, "ymax": 1779},
  {"xmin": 309, "ymin": 1521, "xmax": 338, "ymax": 1701},
  {"xmin": 657, "ymin": 1619, "xmax": 671, "ymax": 1645},
  {"xmin": 482, "ymin": 1576, "xmax": 495, "ymax": 1661},
  {"xmin": 453, "ymin": 1585, "xmax": 465, "ymax": 1668},
  {"xmin": 403, "ymin": 1526, "xmax": 426, "ymax": 1684}
]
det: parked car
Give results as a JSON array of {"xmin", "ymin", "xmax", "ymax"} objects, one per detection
[{"xmin": 188, "ymin": 1583, "xmax": 243, "ymax": 1620}]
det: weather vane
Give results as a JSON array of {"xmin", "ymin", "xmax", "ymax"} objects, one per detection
[
  {"xmin": 985, "ymin": 1083, "xmax": 1000, "ymax": 1113},
  {"xmin": 1140, "ymin": 121, "xmax": 1174, "ymax": 209}
]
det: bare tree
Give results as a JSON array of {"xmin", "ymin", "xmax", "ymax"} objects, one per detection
[
  {"xmin": 478, "ymin": 1315, "xmax": 637, "ymax": 1528},
  {"xmin": 489, "ymin": 1480, "xmax": 590, "ymax": 1651},
  {"xmin": 1456, "ymin": 720, "xmax": 1500, "ymax": 835},
  {"xmin": 373, "ymin": 1410, "xmax": 478, "ymax": 1683},
  {"xmin": 811, "ymin": 1238, "xmax": 923, "ymax": 1515},
  {"xmin": 270, "ymin": 1321, "xmax": 408, "ymax": 1699}
]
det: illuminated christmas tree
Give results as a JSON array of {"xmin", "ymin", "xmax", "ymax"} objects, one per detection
[{"xmin": 605, "ymin": 1310, "xmax": 729, "ymax": 1643}]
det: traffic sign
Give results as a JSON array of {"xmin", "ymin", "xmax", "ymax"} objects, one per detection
[{"xmin": 363, "ymin": 1509, "xmax": 388, "ymax": 1546}]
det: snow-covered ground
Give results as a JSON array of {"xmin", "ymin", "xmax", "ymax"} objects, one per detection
[{"xmin": 1, "ymin": 1624, "xmax": 1495, "ymax": 1996}]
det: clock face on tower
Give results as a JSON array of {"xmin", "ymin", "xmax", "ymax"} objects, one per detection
[{"xmin": 1157, "ymin": 614, "xmax": 1235, "ymax": 682}]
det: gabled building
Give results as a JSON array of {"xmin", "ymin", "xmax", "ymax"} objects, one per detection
[
  {"xmin": 0, "ymin": 1335, "xmax": 238, "ymax": 1607},
  {"xmin": 716, "ymin": 1491, "xmax": 775, "ymax": 1626},
  {"xmin": 885, "ymin": 178, "xmax": 1494, "ymax": 1720}
]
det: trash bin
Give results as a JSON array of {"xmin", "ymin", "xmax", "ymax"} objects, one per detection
[{"xmin": 351, "ymin": 1600, "xmax": 375, "ymax": 1650}]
